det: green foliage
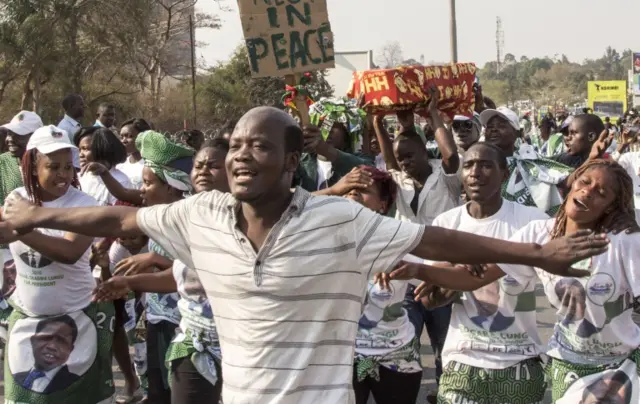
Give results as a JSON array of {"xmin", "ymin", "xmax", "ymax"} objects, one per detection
[
  {"xmin": 477, "ymin": 47, "xmax": 632, "ymax": 107},
  {"xmin": 198, "ymin": 46, "xmax": 334, "ymax": 127}
]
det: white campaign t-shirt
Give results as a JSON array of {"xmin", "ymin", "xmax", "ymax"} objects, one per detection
[
  {"xmin": 117, "ymin": 158, "xmax": 145, "ymax": 190},
  {"xmin": 500, "ymin": 219, "xmax": 640, "ymax": 366},
  {"xmin": 80, "ymin": 168, "xmax": 132, "ymax": 206},
  {"xmin": 355, "ymin": 254, "xmax": 421, "ymax": 370},
  {"xmin": 616, "ymin": 152, "xmax": 640, "ymax": 213},
  {"xmin": 8, "ymin": 187, "xmax": 97, "ymax": 316},
  {"xmin": 108, "ymin": 240, "xmax": 149, "ymax": 331},
  {"xmin": 316, "ymin": 158, "xmax": 333, "ymax": 190},
  {"xmin": 432, "ymin": 200, "xmax": 549, "ymax": 369}
]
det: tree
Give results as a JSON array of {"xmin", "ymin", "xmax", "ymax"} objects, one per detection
[
  {"xmin": 475, "ymin": 47, "xmax": 631, "ymax": 110},
  {"xmin": 401, "ymin": 58, "xmax": 420, "ymax": 66},
  {"xmin": 0, "ymin": 0, "xmax": 224, "ymax": 125},
  {"xmin": 376, "ymin": 41, "xmax": 404, "ymax": 68},
  {"xmin": 199, "ymin": 46, "xmax": 334, "ymax": 128},
  {"xmin": 96, "ymin": 0, "xmax": 220, "ymax": 117},
  {"xmin": 503, "ymin": 53, "xmax": 517, "ymax": 65}
]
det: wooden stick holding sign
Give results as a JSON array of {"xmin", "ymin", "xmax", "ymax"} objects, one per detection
[
  {"xmin": 237, "ymin": 0, "xmax": 335, "ymax": 126},
  {"xmin": 284, "ymin": 73, "xmax": 311, "ymax": 125}
]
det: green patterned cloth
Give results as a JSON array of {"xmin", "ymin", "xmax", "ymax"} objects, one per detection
[
  {"xmin": 438, "ymin": 358, "xmax": 546, "ymax": 404},
  {"xmin": 309, "ymin": 97, "xmax": 367, "ymax": 152},
  {"xmin": 354, "ymin": 337, "xmax": 421, "ymax": 382},
  {"xmin": 546, "ymin": 350, "xmax": 640, "ymax": 403},
  {"xmin": 165, "ymin": 327, "xmax": 221, "ymax": 387},
  {"xmin": 530, "ymin": 133, "xmax": 565, "ymax": 157},
  {"xmin": 4, "ymin": 302, "xmax": 115, "ymax": 404},
  {"xmin": 0, "ymin": 153, "xmax": 23, "ymax": 249},
  {"xmin": 502, "ymin": 144, "xmax": 573, "ymax": 216},
  {"xmin": 136, "ymin": 131, "xmax": 194, "ymax": 192}
]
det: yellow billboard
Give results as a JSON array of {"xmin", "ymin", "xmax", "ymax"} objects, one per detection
[{"xmin": 587, "ymin": 80, "xmax": 627, "ymax": 124}]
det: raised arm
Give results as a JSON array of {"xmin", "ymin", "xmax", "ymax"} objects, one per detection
[
  {"xmin": 373, "ymin": 115, "xmax": 400, "ymax": 171},
  {"xmin": 99, "ymin": 171, "xmax": 143, "ymax": 205},
  {"xmin": 82, "ymin": 163, "xmax": 143, "ymax": 205},
  {"xmin": 3, "ymin": 193, "xmax": 141, "ymax": 238},
  {"xmin": 427, "ymin": 86, "xmax": 459, "ymax": 174}
]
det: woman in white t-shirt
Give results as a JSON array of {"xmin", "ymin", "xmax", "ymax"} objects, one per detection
[
  {"xmin": 316, "ymin": 165, "xmax": 423, "ymax": 404},
  {"xmin": 116, "ymin": 118, "xmax": 151, "ymax": 189},
  {"xmin": 393, "ymin": 159, "xmax": 640, "ymax": 403},
  {"xmin": 2, "ymin": 125, "xmax": 116, "ymax": 403},
  {"xmin": 92, "ymin": 139, "xmax": 229, "ymax": 403},
  {"xmin": 75, "ymin": 127, "xmax": 131, "ymax": 206}
]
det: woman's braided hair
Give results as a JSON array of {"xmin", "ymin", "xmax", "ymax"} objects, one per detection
[
  {"xmin": 550, "ymin": 159, "xmax": 635, "ymax": 239},
  {"xmin": 21, "ymin": 150, "xmax": 80, "ymax": 206}
]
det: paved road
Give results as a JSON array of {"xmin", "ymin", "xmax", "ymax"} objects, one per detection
[{"xmin": 0, "ymin": 286, "xmax": 556, "ymax": 403}]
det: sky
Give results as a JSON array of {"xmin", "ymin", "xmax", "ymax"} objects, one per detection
[{"xmin": 196, "ymin": 0, "xmax": 640, "ymax": 69}]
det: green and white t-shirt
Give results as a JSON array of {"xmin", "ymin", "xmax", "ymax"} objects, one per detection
[
  {"xmin": 500, "ymin": 219, "xmax": 640, "ymax": 366},
  {"xmin": 7, "ymin": 187, "xmax": 97, "ymax": 316},
  {"xmin": 431, "ymin": 200, "xmax": 548, "ymax": 370},
  {"xmin": 355, "ymin": 255, "xmax": 422, "ymax": 373}
]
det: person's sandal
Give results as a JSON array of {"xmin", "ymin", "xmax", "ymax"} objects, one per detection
[{"xmin": 115, "ymin": 386, "xmax": 143, "ymax": 404}]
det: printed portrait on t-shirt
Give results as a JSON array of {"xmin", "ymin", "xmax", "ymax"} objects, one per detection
[
  {"xmin": 8, "ymin": 312, "xmax": 97, "ymax": 394},
  {"xmin": 581, "ymin": 370, "xmax": 632, "ymax": 404},
  {"xmin": 16, "ymin": 246, "xmax": 53, "ymax": 269},
  {"xmin": 359, "ymin": 282, "xmax": 403, "ymax": 330},
  {"xmin": 466, "ymin": 277, "xmax": 535, "ymax": 332}
]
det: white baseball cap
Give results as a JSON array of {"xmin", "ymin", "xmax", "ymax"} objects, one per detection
[
  {"xmin": 479, "ymin": 107, "xmax": 520, "ymax": 131},
  {"xmin": 2, "ymin": 111, "xmax": 43, "ymax": 136},
  {"xmin": 27, "ymin": 125, "xmax": 77, "ymax": 155},
  {"xmin": 453, "ymin": 112, "xmax": 482, "ymax": 128}
]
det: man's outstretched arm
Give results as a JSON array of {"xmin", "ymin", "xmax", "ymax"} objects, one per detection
[
  {"xmin": 410, "ymin": 226, "xmax": 608, "ymax": 277},
  {"xmin": 3, "ymin": 194, "xmax": 141, "ymax": 238}
]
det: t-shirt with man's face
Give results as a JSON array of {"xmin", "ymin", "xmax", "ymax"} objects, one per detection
[{"xmin": 500, "ymin": 219, "xmax": 640, "ymax": 366}]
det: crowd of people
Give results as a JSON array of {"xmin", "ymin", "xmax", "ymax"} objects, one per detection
[{"xmin": 0, "ymin": 85, "xmax": 637, "ymax": 404}]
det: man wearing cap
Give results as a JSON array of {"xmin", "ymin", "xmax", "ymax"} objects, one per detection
[
  {"xmin": 0, "ymin": 111, "xmax": 44, "ymax": 209},
  {"xmin": 57, "ymin": 94, "xmax": 85, "ymax": 170},
  {"xmin": 451, "ymin": 113, "xmax": 481, "ymax": 153},
  {"xmin": 480, "ymin": 107, "xmax": 572, "ymax": 216}
]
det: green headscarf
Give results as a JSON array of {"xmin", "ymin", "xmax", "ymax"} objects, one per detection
[
  {"xmin": 136, "ymin": 131, "xmax": 195, "ymax": 192},
  {"xmin": 309, "ymin": 97, "xmax": 367, "ymax": 152}
]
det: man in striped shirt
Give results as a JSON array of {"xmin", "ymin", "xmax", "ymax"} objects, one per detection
[{"xmin": 1, "ymin": 107, "xmax": 609, "ymax": 404}]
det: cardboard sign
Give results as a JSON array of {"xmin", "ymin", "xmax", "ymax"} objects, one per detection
[
  {"xmin": 347, "ymin": 63, "xmax": 477, "ymax": 118},
  {"xmin": 238, "ymin": 0, "xmax": 335, "ymax": 78}
]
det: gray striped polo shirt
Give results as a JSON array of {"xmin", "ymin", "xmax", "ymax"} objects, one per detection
[{"xmin": 137, "ymin": 187, "xmax": 425, "ymax": 404}]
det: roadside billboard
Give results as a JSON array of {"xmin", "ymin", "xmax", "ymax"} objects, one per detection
[{"xmin": 587, "ymin": 81, "xmax": 627, "ymax": 123}]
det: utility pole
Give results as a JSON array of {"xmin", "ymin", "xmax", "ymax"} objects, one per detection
[
  {"xmin": 449, "ymin": 0, "xmax": 458, "ymax": 63},
  {"xmin": 496, "ymin": 17, "xmax": 505, "ymax": 74},
  {"xmin": 189, "ymin": 13, "xmax": 197, "ymax": 127}
]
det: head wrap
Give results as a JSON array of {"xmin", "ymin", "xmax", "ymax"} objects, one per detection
[
  {"xmin": 136, "ymin": 131, "xmax": 195, "ymax": 192},
  {"xmin": 309, "ymin": 97, "xmax": 367, "ymax": 152}
]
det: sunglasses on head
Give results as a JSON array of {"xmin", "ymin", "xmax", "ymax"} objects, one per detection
[{"xmin": 453, "ymin": 120, "xmax": 474, "ymax": 131}]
